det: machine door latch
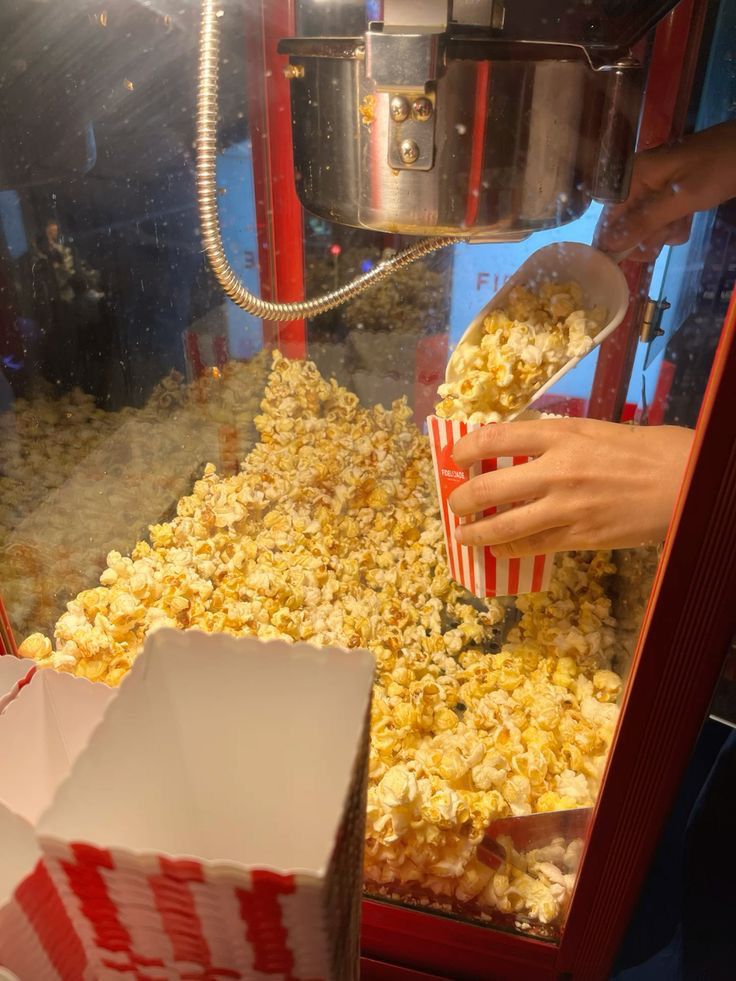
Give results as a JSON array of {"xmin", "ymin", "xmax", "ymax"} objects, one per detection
[{"xmin": 639, "ymin": 296, "xmax": 671, "ymax": 343}]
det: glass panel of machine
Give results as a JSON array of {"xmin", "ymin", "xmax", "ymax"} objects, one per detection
[{"xmin": 0, "ymin": 0, "xmax": 731, "ymax": 950}]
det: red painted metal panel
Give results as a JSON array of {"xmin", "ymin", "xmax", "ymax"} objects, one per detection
[
  {"xmin": 558, "ymin": 285, "xmax": 736, "ymax": 977},
  {"xmin": 244, "ymin": 3, "xmax": 276, "ymax": 349},
  {"xmin": 361, "ymin": 955, "xmax": 451, "ymax": 981},
  {"xmin": 362, "ymin": 899, "xmax": 557, "ymax": 981},
  {"xmin": 588, "ymin": 261, "xmax": 645, "ymax": 421},
  {"xmin": 647, "ymin": 357, "xmax": 677, "ymax": 425},
  {"xmin": 464, "ymin": 61, "xmax": 491, "ymax": 228},
  {"xmin": 638, "ymin": 0, "xmax": 709, "ymax": 152},
  {"xmin": 261, "ymin": 0, "xmax": 307, "ymax": 358},
  {"xmin": 184, "ymin": 331, "xmax": 205, "ymax": 380},
  {"xmin": 0, "ymin": 597, "xmax": 19, "ymax": 657}
]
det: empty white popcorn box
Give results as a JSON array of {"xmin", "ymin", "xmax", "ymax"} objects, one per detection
[
  {"xmin": 428, "ymin": 416, "xmax": 555, "ymax": 598},
  {"xmin": 33, "ymin": 630, "xmax": 374, "ymax": 981},
  {"xmin": 0, "ymin": 654, "xmax": 34, "ymax": 716}
]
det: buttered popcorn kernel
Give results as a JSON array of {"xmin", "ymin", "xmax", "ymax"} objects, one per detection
[
  {"xmin": 19, "ymin": 353, "xmax": 623, "ymax": 930},
  {"xmin": 437, "ymin": 282, "xmax": 606, "ymax": 422}
]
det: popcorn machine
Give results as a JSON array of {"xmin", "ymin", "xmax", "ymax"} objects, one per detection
[
  {"xmin": 198, "ymin": 0, "xmax": 680, "ymax": 318},
  {"xmin": 1, "ymin": 1, "xmax": 735, "ymax": 979}
]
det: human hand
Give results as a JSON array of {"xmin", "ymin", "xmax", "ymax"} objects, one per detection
[
  {"xmin": 595, "ymin": 121, "xmax": 736, "ymax": 262},
  {"xmin": 448, "ymin": 418, "xmax": 694, "ymax": 556}
]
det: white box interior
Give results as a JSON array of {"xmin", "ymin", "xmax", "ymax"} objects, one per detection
[
  {"xmin": 0, "ymin": 670, "xmax": 115, "ymax": 824},
  {"xmin": 0, "ymin": 657, "xmax": 32, "ymax": 714},
  {"xmin": 0, "ymin": 807, "xmax": 39, "ymax": 909},
  {"xmin": 38, "ymin": 630, "xmax": 374, "ymax": 875}
]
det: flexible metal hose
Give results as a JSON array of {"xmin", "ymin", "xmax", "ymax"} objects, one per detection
[{"xmin": 196, "ymin": 0, "xmax": 455, "ymax": 321}]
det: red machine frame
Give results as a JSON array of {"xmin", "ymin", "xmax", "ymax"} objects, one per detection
[
  {"xmin": 245, "ymin": 1, "xmax": 736, "ymax": 978},
  {"xmin": 589, "ymin": 0, "xmax": 710, "ymax": 422}
]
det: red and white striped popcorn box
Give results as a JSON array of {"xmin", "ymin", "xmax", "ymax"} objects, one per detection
[
  {"xmin": 0, "ymin": 672, "xmax": 117, "ymax": 979},
  {"xmin": 427, "ymin": 416, "xmax": 555, "ymax": 598},
  {"xmin": 33, "ymin": 630, "xmax": 374, "ymax": 981},
  {"xmin": 0, "ymin": 805, "xmax": 70, "ymax": 981}
]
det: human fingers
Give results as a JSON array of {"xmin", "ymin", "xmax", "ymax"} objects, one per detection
[
  {"xmin": 595, "ymin": 197, "xmax": 639, "ymax": 252},
  {"xmin": 663, "ymin": 214, "xmax": 693, "ymax": 246},
  {"xmin": 620, "ymin": 216, "xmax": 694, "ymax": 263},
  {"xmin": 594, "ymin": 145, "xmax": 681, "ymax": 249},
  {"xmin": 452, "ymin": 420, "xmax": 566, "ymax": 470},
  {"xmin": 448, "ymin": 459, "xmax": 545, "ymax": 518},
  {"xmin": 596, "ymin": 185, "xmax": 696, "ymax": 255},
  {"xmin": 454, "ymin": 500, "xmax": 561, "ymax": 548},
  {"xmin": 488, "ymin": 526, "xmax": 573, "ymax": 558}
]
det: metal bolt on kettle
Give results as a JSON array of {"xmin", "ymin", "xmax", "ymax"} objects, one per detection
[{"xmin": 197, "ymin": 0, "xmax": 681, "ymax": 320}]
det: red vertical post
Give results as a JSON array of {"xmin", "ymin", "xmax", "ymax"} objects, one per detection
[
  {"xmin": 213, "ymin": 335, "xmax": 228, "ymax": 370},
  {"xmin": 587, "ymin": 262, "xmax": 648, "ymax": 420},
  {"xmin": 0, "ymin": 597, "xmax": 19, "ymax": 657},
  {"xmin": 646, "ymin": 357, "xmax": 677, "ymax": 424},
  {"xmin": 589, "ymin": 0, "xmax": 709, "ymax": 420},
  {"xmin": 184, "ymin": 332, "xmax": 205, "ymax": 380},
  {"xmin": 244, "ymin": 0, "xmax": 307, "ymax": 359}
]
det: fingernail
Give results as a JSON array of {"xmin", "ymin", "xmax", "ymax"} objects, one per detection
[
  {"xmin": 490, "ymin": 545, "xmax": 510, "ymax": 558},
  {"xmin": 454, "ymin": 526, "xmax": 466, "ymax": 544}
]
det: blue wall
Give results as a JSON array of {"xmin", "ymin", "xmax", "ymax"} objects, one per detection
[
  {"xmin": 216, "ymin": 141, "xmax": 263, "ymax": 360},
  {"xmin": 0, "ymin": 191, "xmax": 28, "ymax": 259}
]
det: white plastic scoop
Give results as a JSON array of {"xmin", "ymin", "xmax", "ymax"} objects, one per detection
[
  {"xmin": 477, "ymin": 807, "xmax": 594, "ymax": 878},
  {"xmin": 445, "ymin": 242, "xmax": 631, "ymax": 419}
]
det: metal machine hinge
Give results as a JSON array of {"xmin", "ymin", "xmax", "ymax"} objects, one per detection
[{"xmin": 639, "ymin": 296, "xmax": 671, "ymax": 343}]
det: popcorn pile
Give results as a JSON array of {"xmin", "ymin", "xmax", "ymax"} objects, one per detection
[
  {"xmin": 436, "ymin": 281, "xmax": 605, "ymax": 423},
  {"xmin": 18, "ymin": 352, "xmax": 624, "ymax": 930},
  {"xmin": 609, "ymin": 546, "xmax": 659, "ymax": 678},
  {"xmin": 367, "ymin": 550, "xmax": 619, "ymax": 924},
  {"xmin": 0, "ymin": 361, "xmax": 268, "ymax": 549},
  {"xmin": 0, "ymin": 388, "xmax": 123, "ymax": 547},
  {"xmin": 1, "ymin": 356, "xmax": 269, "ymax": 638}
]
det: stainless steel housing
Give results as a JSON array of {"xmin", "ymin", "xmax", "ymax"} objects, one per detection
[{"xmin": 281, "ymin": 37, "xmax": 643, "ymax": 240}]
